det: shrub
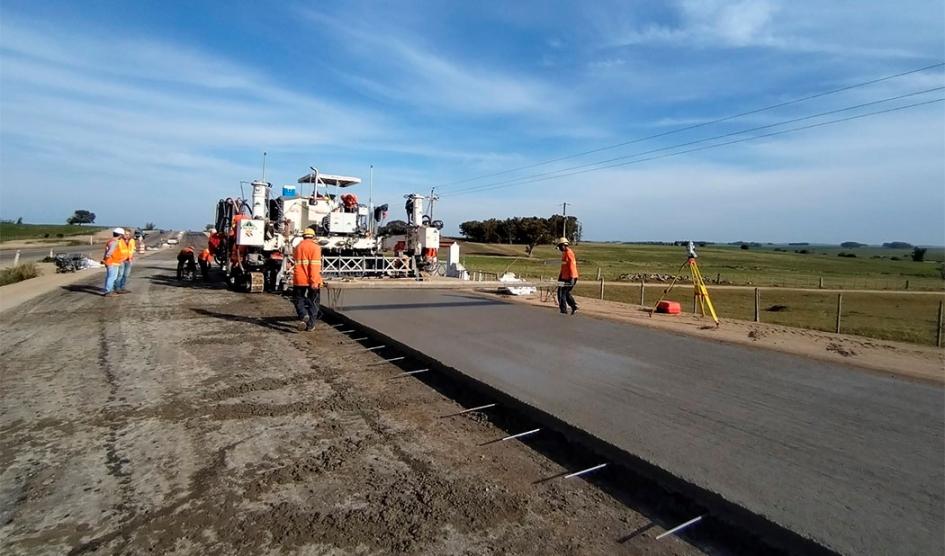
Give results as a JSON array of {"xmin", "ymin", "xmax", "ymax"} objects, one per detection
[
  {"xmin": 912, "ymin": 247, "xmax": 927, "ymax": 262},
  {"xmin": 740, "ymin": 244, "xmax": 749, "ymax": 250},
  {"xmin": 837, "ymin": 252, "xmax": 857, "ymax": 258},
  {"xmin": 0, "ymin": 263, "xmax": 40, "ymax": 286}
]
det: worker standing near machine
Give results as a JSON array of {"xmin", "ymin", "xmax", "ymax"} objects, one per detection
[
  {"xmin": 292, "ymin": 228, "xmax": 324, "ymax": 332},
  {"xmin": 114, "ymin": 228, "xmax": 136, "ymax": 294},
  {"xmin": 101, "ymin": 227, "xmax": 127, "ymax": 297},
  {"xmin": 198, "ymin": 247, "xmax": 213, "ymax": 280},
  {"xmin": 556, "ymin": 237, "xmax": 579, "ymax": 315}
]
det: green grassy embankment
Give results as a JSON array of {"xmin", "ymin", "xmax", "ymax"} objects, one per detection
[{"xmin": 0, "ymin": 223, "xmax": 106, "ymax": 243}]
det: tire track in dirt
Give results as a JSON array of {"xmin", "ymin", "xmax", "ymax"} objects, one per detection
[{"xmin": 97, "ymin": 317, "xmax": 136, "ymax": 531}]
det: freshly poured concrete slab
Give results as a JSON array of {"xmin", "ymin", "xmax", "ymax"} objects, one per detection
[{"xmin": 336, "ymin": 289, "xmax": 944, "ymax": 556}]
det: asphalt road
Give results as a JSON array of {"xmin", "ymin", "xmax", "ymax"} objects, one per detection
[{"xmin": 334, "ymin": 289, "xmax": 945, "ymax": 556}]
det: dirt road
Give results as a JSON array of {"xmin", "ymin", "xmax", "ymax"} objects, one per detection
[{"xmin": 0, "ymin": 248, "xmax": 703, "ymax": 555}]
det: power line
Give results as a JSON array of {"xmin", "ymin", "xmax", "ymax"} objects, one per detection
[
  {"xmin": 444, "ymin": 87, "xmax": 944, "ymax": 196},
  {"xmin": 446, "ymin": 97, "xmax": 944, "ymax": 198},
  {"xmin": 438, "ymin": 61, "xmax": 944, "ymax": 189}
]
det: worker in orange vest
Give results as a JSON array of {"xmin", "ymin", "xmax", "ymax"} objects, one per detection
[
  {"xmin": 292, "ymin": 228, "xmax": 324, "ymax": 332},
  {"xmin": 197, "ymin": 247, "xmax": 213, "ymax": 280},
  {"xmin": 177, "ymin": 246, "xmax": 198, "ymax": 280},
  {"xmin": 114, "ymin": 228, "xmax": 136, "ymax": 294},
  {"xmin": 556, "ymin": 237, "xmax": 579, "ymax": 315},
  {"xmin": 101, "ymin": 227, "xmax": 127, "ymax": 297}
]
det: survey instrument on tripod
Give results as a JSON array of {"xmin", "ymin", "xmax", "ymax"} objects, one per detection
[{"xmin": 650, "ymin": 242, "xmax": 720, "ymax": 326}]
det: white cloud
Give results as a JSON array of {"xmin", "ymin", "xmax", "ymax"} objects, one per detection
[{"xmin": 299, "ymin": 8, "xmax": 578, "ymax": 118}]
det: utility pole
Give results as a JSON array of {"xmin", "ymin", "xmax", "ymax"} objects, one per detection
[
  {"xmin": 560, "ymin": 202, "xmax": 569, "ymax": 238},
  {"xmin": 369, "ymin": 164, "xmax": 374, "ymax": 235}
]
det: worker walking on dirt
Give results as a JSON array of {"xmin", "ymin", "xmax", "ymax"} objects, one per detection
[
  {"xmin": 292, "ymin": 228, "xmax": 324, "ymax": 332},
  {"xmin": 556, "ymin": 237, "xmax": 579, "ymax": 315},
  {"xmin": 114, "ymin": 228, "xmax": 136, "ymax": 294},
  {"xmin": 198, "ymin": 247, "xmax": 212, "ymax": 280},
  {"xmin": 177, "ymin": 246, "xmax": 198, "ymax": 281},
  {"xmin": 101, "ymin": 228, "xmax": 127, "ymax": 297}
]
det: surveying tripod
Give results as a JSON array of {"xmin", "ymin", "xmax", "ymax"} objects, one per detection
[{"xmin": 650, "ymin": 242, "xmax": 720, "ymax": 326}]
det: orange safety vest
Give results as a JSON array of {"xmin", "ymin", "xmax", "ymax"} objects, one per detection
[
  {"xmin": 559, "ymin": 247, "xmax": 578, "ymax": 280},
  {"xmin": 198, "ymin": 248, "xmax": 212, "ymax": 262},
  {"xmin": 293, "ymin": 239, "xmax": 324, "ymax": 287},
  {"xmin": 103, "ymin": 238, "xmax": 126, "ymax": 265},
  {"xmin": 118, "ymin": 238, "xmax": 135, "ymax": 261}
]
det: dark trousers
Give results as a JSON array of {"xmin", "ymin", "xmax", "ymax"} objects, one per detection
[
  {"xmin": 198, "ymin": 259, "xmax": 210, "ymax": 280},
  {"xmin": 177, "ymin": 256, "xmax": 196, "ymax": 280},
  {"xmin": 294, "ymin": 286, "xmax": 321, "ymax": 327},
  {"xmin": 557, "ymin": 279, "xmax": 578, "ymax": 313}
]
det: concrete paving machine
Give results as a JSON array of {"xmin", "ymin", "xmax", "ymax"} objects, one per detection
[
  {"xmin": 213, "ymin": 180, "xmax": 287, "ymax": 292},
  {"xmin": 212, "ymin": 167, "xmax": 444, "ymax": 292}
]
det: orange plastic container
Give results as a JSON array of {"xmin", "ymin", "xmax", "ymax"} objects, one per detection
[{"xmin": 655, "ymin": 300, "xmax": 682, "ymax": 314}]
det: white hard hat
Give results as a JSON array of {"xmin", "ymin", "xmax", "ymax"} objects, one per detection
[
  {"xmin": 211, "ymin": 228, "xmax": 217, "ymax": 234},
  {"xmin": 113, "ymin": 227, "xmax": 125, "ymax": 235},
  {"xmin": 556, "ymin": 237, "xmax": 570, "ymax": 245}
]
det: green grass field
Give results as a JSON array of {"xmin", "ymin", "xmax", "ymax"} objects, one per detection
[
  {"xmin": 569, "ymin": 282, "xmax": 945, "ymax": 346},
  {"xmin": 453, "ymin": 241, "xmax": 945, "ymax": 346},
  {"xmin": 0, "ymin": 223, "xmax": 106, "ymax": 243},
  {"xmin": 457, "ymin": 241, "xmax": 945, "ymax": 291}
]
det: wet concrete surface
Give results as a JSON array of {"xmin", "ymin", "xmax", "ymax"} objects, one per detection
[{"xmin": 335, "ymin": 289, "xmax": 945, "ymax": 556}]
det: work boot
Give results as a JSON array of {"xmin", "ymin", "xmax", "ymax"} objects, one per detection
[
  {"xmin": 117, "ymin": 289, "xmax": 131, "ymax": 294},
  {"xmin": 570, "ymin": 306, "xmax": 578, "ymax": 315},
  {"xmin": 103, "ymin": 292, "xmax": 118, "ymax": 298},
  {"xmin": 296, "ymin": 320, "xmax": 307, "ymax": 332}
]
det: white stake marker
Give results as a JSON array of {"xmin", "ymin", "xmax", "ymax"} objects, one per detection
[
  {"xmin": 564, "ymin": 463, "xmax": 608, "ymax": 479},
  {"xmin": 656, "ymin": 515, "xmax": 705, "ymax": 540},
  {"xmin": 389, "ymin": 368, "xmax": 431, "ymax": 379},
  {"xmin": 501, "ymin": 428, "xmax": 541, "ymax": 441}
]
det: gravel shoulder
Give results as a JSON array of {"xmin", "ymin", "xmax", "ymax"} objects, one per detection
[{"xmin": 0, "ymin": 251, "xmax": 703, "ymax": 555}]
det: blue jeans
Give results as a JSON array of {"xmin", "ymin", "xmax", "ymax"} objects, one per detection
[
  {"xmin": 115, "ymin": 260, "xmax": 132, "ymax": 290},
  {"xmin": 103, "ymin": 264, "xmax": 121, "ymax": 293}
]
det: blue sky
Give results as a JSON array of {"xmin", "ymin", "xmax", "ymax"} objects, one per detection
[{"xmin": 1, "ymin": 0, "xmax": 943, "ymax": 243}]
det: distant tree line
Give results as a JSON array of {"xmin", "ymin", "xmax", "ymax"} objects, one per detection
[
  {"xmin": 459, "ymin": 215, "xmax": 581, "ymax": 254},
  {"xmin": 66, "ymin": 209, "xmax": 96, "ymax": 225}
]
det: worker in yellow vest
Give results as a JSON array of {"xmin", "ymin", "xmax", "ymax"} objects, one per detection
[
  {"xmin": 101, "ymin": 228, "xmax": 127, "ymax": 297},
  {"xmin": 115, "ymin": 228, "xmax": 136, "ymax": 294}
]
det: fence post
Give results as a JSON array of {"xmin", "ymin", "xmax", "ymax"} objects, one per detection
[
  {"xmin": 754, "ymin": 288, "xmax": 760, "ymax": 322},
  {"xmin": 597, "ymin": 267, "xmax": 602, "ymax": 281},
  {"xmin": 937, "ymin": 301, "xmax": 943, "ymax": 348},
  {"xmin": 905, "ymin": 279, "xmax": 910, "ymax": 290},
  {"xmin": 836, "ymin": 293, "xmax": 843, "ymax": 334},
  {"xmin": 716, "ymin": 272, "xmax": 720, "ymax": 284},
  {"xmin": 819, "ymin": 277, "xmax": 823, "ymax": 289},
  {"xmin": 639, "ymin": 278, "xmax": 645, "ymax": 306},
  {"xmin": 13, "ymin": 250, "xmax": 21, "ymax": 266},
  {"xmin": 599, "ymin": 278, "xmax": 604, "ymax": 300}
]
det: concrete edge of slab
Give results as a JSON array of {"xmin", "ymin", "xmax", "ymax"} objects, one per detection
[{"xmin": 326, "ymin": 306, "xmax": 842, "ymax": 556}]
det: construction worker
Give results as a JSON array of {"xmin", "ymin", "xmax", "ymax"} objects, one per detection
[
  {"xmin": 114, "ymin": 228, "xmax": 136, "ymax": 294},
  {"xmin": 292, "ymin": 228, "xmax": 324, "ymax": 332},
  {"xmin": 101, "ymin": 228, "xmax": 127, "ymax": 297},
  {"xmin": 556, "ymin": 237, "xmax": 579, "ymax": 315},
  {"xmin": 197, "ymin": 247, "xmax": 212, "ymax": 280},
  {"xmin": 341, "ymin": 193, "xmax": 359, "ymax": 212},
  {"xmin": 207, "ymin": 229, "xmax": 222, "ymax": 258},
  {"xmin": 177, "ymin": 246, "xmax": 198, "ymax": 280}
]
